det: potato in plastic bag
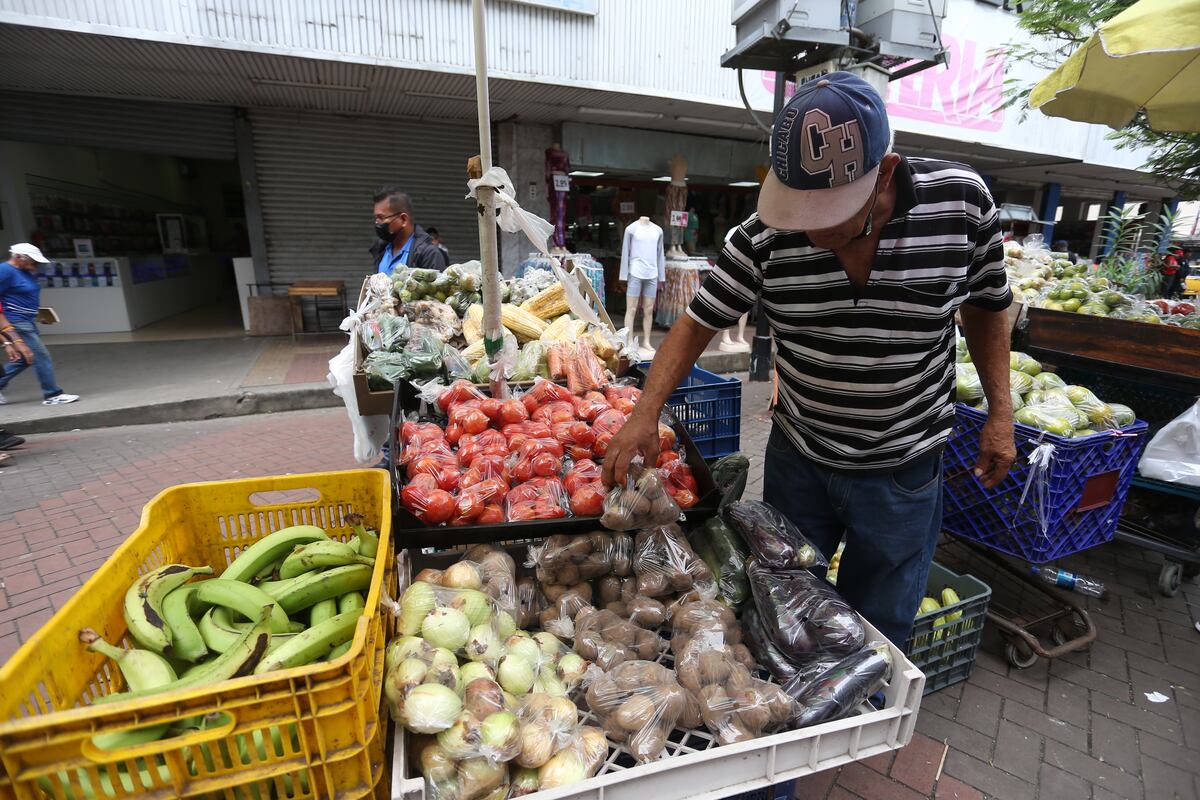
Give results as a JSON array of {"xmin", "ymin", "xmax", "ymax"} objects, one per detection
[
  {"xmin": 527, "ymin": 531, "xmax": 622, "ymax": 585},
  {"xmin": 515, "ymin": 576, "xmax": 545, "ymax": 630},
  {"xmin": 567, "ymin": 606, "xmax": 663, "ymax": 669},
  {"xmin": 583, "ymin": 661, "xmax": 690, "ymax": 762},
  {"xmin": 632, "ymin": 525, "xmax": 715, "ymax": 598},
  {"xmin": 723, "ymin": 500, "xmax": 828, "ymax": 570},
  {"xmin": 693, "ymin": 675, "xmax": 796, "ymax": 745},
  {"xmin": 746, "ymin": 559, "xmax": 865, "ymax": 662},
  {"xmin": 783, "ymin": 642, "xmax": 892, "ymax": 728},
  {"xmin": 600, "ymin": 463, "xmax": 681, "ymax": 531}
]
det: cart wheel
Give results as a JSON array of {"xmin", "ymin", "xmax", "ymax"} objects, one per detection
[
  {"xmin": 1005, "ymin": 639, "xmax": 1039, "ymax": 669},
  {"xmin": 1158, "ymin": 562, "xmax": 1183, "ymax": 598},
  {"xmin": 1050, "ymin": 625, "xmax": 1068, "ymax": 647}
]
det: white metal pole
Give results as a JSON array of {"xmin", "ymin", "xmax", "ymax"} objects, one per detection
[{"xmin": 471, "ymin": 0, "xmax": 505, "ymax": 398}]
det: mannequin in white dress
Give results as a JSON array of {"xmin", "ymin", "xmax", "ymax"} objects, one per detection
[
  {"xmin": 715, "ymin": 225, "xmax": 749, "ymax": 351},
  {"xmin": 619, "ymin": 216, "xmax": 665, "ymax": 358}
]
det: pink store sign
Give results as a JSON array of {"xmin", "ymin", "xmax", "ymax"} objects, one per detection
[{"xmin": 886, "ymin": 35, "xmax": 1006, "ymax": 132}]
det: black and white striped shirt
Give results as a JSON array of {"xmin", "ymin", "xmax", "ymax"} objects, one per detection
[{"xmin": 687, "ymin": 157, "xmax": 1011, "ymax": 472}]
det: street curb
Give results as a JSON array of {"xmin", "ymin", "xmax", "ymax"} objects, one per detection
[
  {"xmin": 696, "ymin": 351, "xmax": 751, "ymax": 375},
  {"xmin": 9, "ymin": 384, "xmax": 342, "ymax": 435}
]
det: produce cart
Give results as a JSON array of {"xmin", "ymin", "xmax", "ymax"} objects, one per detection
[
  {"xmin": 387, "ymin": 545, "xmax": 925, "ymax": 800},
  {"xmin": 948, "ymin": 345, "xmax": 1150, "ymax": 667},
  {"xmin": 1019, "ymin": 306, "xmax": 1200, "ymax": 596}
]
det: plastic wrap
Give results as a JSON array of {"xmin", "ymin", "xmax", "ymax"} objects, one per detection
[
  {"xmin": 495, "ymin": 630, "xmax": 589, "ymax": 698},
  {"xmin": 361, "ymin": 312, "xmax": 411, "ymax": 353},
  {"xmin": 385, "ymin": 636, "xmax": 464, "ymax": 730},
  {"xmin": 567, "ymin": 606, "xmax": 663, "ymax": 669},
  {"xmin": 632, "ymin": 525, "xmax": 715, "ymax": 598},
  {"xmin": 1009, "ymin": 369, "xmax": 1035, "ymax": 395},
  {"xmin": 600, "ymin": 464, "xmax": 681, "ymax": 531},
  {"xmin": 689, "ymin": 516, "xmax": 751, "ymax": 608},
  {"xmin": 746, "ymin": 559, "xmax": 866, "ymax": 663},
  {"xmin": 1138, "ymin": 399, "xmax": 1200, "ymax": 487},
  {"xmin": 784, "ymin": 643, "xmax": 893, "ymax": 728},
  {"xmin": 553, "ymin": 421, "xmax": 598, "ymax": 461},
  {"xmin": 583, "ymin": 661, "xmax": 690, "ymax": 762},
  {"xmin": 514, "ymin": 576, "xmax": 545, "ymax": 630},
  {"xmin": 1064, "ymin": 384, "xmax": 1115, "ymax": 427},
  {"xmin": 1013, "ymin": 403, "xmax": 1079, "ymax": 437},
  {"xmin": 460, "ymin": 545, "xmax": 519, "ymax": 621},
  {"xmin": 724, "ymin": 501, "xmax": 828, "ymax": 570},
  {"xmin": 1032, "ymin": 371, "xmax": 1067, "ymax": 391},
  {"xmin": 658, "ymin": 458, "xmax": 700, "ymax": 510},
  {"xmin": 1009, "ymin": 351, "xmax": 1042, "ymax": 376},
  {"xmin": 527, "ymin": 531, "xmax": 625, "ymax": 586},
  {"xmin": 401, "ymin": 475, "xmax": 458, "ymax": 525},
  {"xmin": 1109, "ymin": 402, "xmax": 1136, "ymax": 428},
  {"xmin": 404, "ymin": 300, "xmax": 462, "ymax": 342},
  {"xmin": 506, "ymin": 477, "xmax": 569, "ymax": 522},
  {"xmin": 512, "ymin": 341, "xmax": 551, "ymax": 382},
  {"xmin": 603, "ymin": 385, "xmax": 641, "ymax": 415},
  {"xmin": 709, "ymin": 453, "xmax": 751, "ymax": 507},
  {"xmin": 393, "ymin": 575, "xmax": 510, "ymax": 669},
  {"xmin": 741, "ymin": 605, "xmax": 801, "ymax": 682}
]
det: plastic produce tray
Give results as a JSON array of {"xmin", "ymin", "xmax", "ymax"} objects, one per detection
[
  {"xmin": 0, "ymin": 471, "xmax": 395, "ymax": 800},
  {"xmin": 388, "ymin": 548, "xmax": 925, "ymax": 800},
  {"xmin": 903, "ymin": 563, "xmax": 991, "ymax": 695},
  {"xmin": 390, "ymin": 406, "xmax": 718, "ymax": 549},
  {"xmin": 942, "ymin": 404, "xmax": 1149, "ymax": 563},
  {"xmin": 637, "ymin": 363, "xmax": 742, "ymax": 460}
]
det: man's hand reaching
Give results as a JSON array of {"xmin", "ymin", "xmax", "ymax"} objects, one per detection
[{"xmin": 601, "ymin": 411, "xmax": 660, "ymax": 488}]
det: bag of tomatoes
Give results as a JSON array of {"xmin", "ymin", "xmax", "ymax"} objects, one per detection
[
  {"xmin": 400, "ymin": 474, "xmax": 457, "ymax": 525},
  {"xmin": 506, "ymin": 477, "xmax": 569, "ymax": 521},
  {"xmin": 436, "ymin": 378, "xmax": 486, "ymax": 411},
  {"xmin": 604, "ymin": 385, "xmax": 641, "ymax": 416},
  {"xmin": 659, "ymin": 459, "xmax": 700, "ymax": 509}
]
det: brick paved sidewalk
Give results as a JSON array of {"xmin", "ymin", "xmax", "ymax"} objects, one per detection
[{"xmin": 2, "ymin": 394, "xmax": 1198, "ymax": 799}]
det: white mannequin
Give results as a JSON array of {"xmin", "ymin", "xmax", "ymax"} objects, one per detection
[
  {"xmin": 666, "ymin": 154, "xmax": 689, "ymax": 259},
  {"xmin": 718, "ymin": 314, "xmax": 751, "ymax": 352},
  {"xmin": 619, "ymin": 216, "xmax": 665, "ymax": 358}
]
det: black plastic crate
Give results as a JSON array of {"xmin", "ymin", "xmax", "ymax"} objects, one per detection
[{"xmin": 904, "ymin": 562, "xmax": 991, "ymax": 694}]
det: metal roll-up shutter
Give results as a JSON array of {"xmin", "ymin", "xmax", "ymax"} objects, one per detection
[
  {"xmin": 250, "ymin": 109, "xmax": 482, "ymax": 289},
  {"xmin": 0, "ymin": 91, "xmax": 235, "ymax": 161}
]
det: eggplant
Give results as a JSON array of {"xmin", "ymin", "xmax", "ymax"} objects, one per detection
[
  {"xmin": 724, "ymin": 501, "xmax": 826, "ymax": 570},
  {"xmin": 746, "ymin": 559, "xmax": 865, "ymax": 661},
  {"xmin": 784, "ymin": 645, "xmax": 892, "ymax": 728}
]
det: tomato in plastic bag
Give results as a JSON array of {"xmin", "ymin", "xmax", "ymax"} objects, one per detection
[
  {"xmin": 592, "ymin": 408, "xmax": 627, "ymax": 437},
  {"xmin": 660, "ymin": 460, "xmax": 699, "ymax": 494},
  {"xmin": 604, "ymin": 385, "xmax": 641, "ymax": 415},
  {"xmin": 593, "ymin": 431, "xmax": 614, "ymax": 458},
  {"xmin": 573, "ymin": 392, "xmax": 611, "ymax": 422},
  {"xmin": 402, "ymin": 485, "xmax": 455, "ymax": 525},
  {"xmin": 564, "ymin": 458, "xmax": 603, "ymax": 495},
  {"xmin": 498, "ymin": 398, "xmax": 529, "ymax": 425},
  {"xmin": 479, "ymin": 397, "xmax": 503, "ymax": 423},
  {"xmin": 570, "ymin": 482, "xmax": 608, "ymax": 516},
  {"xmin": 478, "ymin": 504, "xmax": 505, "ymax": 524},
  {"xmin": 437, "ymin": 379, "xmax": 486, "ymax": 411},
  {"xmin": 407, "ymin": 473, "xmax": 438, "ymax": 492},
  {"xmin": 532, "ymin": 400, "xmax": 577, "ymax": 426},
  {"xmin": 658, "ymin": 423, "xmax": 677, "ymax": 452},
  {"xmin": 527, "ymin": 377, "xmax": 574, "ymax": 406},
  {"xmin": 450, "ymin": 492, "xmax": 485, "ymax": 526}
]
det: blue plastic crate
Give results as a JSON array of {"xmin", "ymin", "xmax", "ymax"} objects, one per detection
[
  {"xmin": 642, "ymin": 363, "xmax": 742, "ymax": 459},
  {"xmin": 723, "ymin": 779, "xmax": 796, "ymax": 800},
  {"xmin": 942, "ymin": 404, "xmax": 1149, "ymax": 563}
]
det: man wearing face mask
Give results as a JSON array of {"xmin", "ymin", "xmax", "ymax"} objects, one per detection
[
  {"xmin": 370, "ymin": 187, "xmax": 450, "ymax": 275},
  {"xmin": 602, "ymin": 72, "xmax": 1015, "ymax": 647}
]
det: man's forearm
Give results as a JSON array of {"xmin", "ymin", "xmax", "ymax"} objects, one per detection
[
  {"xmin": 960, "ymin": 304, "xmax": 1011, "ymax": 414},
  {"xmin": 633, "ymin": 315, "xmax": 718, "ymax": 419}
]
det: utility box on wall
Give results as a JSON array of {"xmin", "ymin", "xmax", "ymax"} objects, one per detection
[
  {"xmin": 855, "ymin": 0, "xmax": 948, "ymax": 59},
  {"xmin": 723, "ymin": 0, "xmax": 849, "ymax": 70}
]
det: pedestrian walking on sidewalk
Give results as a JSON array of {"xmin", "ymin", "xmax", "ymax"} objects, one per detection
[{"xmin": 0, "ymin": 243, "xmax": 80, "ymax": 406}]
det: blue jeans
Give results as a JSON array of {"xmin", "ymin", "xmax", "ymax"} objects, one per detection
[
  {"xmin": 763, "ymin": 424, "xmax": 943, "ymax": 647},
  {"xmin": 0, "ymin": 320, "xmax": 64, "ymax": 399}
]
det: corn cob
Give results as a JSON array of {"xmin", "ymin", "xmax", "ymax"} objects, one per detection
[
  {"xmin": 520, "ymin": 282, "xmax": 570, "ymax": 319},
  {"xmin": 463, "ymin": 304, "xmax": 484, "ymax": 344},
  {"xmin": 501, "ymin": 303, "xmax": 549, "ymax": 341}
]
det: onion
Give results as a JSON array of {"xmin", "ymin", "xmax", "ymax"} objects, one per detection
[
  {"xmin": 479, "ymin": 710, "xmax": 521, "ymax": 760},
  {"xmin": 442, "ymin": 561, "xmax": 484, "ymax": 590},
  {"xmin": 392, "ymin": 657, "xmax": 429, "ymax": 693},
  {"xmin": 422, "ymin": 607, "xmax": 471, "ymax": 651},
  {"xmin": 579, "ymin": 726, "xmax": 609, "ymax": 772},
  {"xmin": 533, "ymin": 672, "xmax": 567, "ymax": 698},
  {"xmin": 465, "ymin": 623, "xmax": 505, "ymax": 666},
  {"xmin": 538, "ymin": 748, "xmax": 588, "ymax": 789},
  {"xmin": 429, "ymin": 777, "xmax": 461, "ymax": 800},
  {"xmin": 494, "ymin": 610, "xmax": 517, "ymax": 639},
  {"xmin": 404, "ymin": 683, "xmax": 463, "ymax": 733},
  {"xmin": 428, "ymin": 647, "xmax": 462, "ymax": 694},
  {"xmin": 459, "ymin": 662, "xmax": 496, "ymax": 686},
  {"xmin": 385, "ymin": 635, "xmax": 431, "ymax": 676},
  {"xmin": 458, "ymin": 757, "xmax": 507, "ymax": 800},
  {"xmin": 497, "ymin": 655, "xmax": 536, "ymax": 695},
  {"xmin": 414, "ymin": 568, "xmax": 444, "ymax": 584},
  {"xmin": 504, "ymin": 635, "xmax": 541, "ymax": 665},
  {"xmin": 556, "ymin": 653, "xmax": 588, "ymax": 686},
  {"xmin": 516, "ymin": 721, "xmax": 555, "ymax": 768},
  {"xmin": 451, "ymin": 589, "xmax": 494, "ymax": 627},
  {"xmin": 508, "ymin": 766, "xmax": 541, "ymax": 797},
  {"xmin": 463, "ymin": 678, "xmax": 506, "ymax": 719},
  {"xmin": 532, "ymin": 632, "xmax": 563, "ymax": 661},
  {"xmin": 438, "ymin": 713, "xmax": 481, "ymax": 759},
  {"xmin": 399, "ymin": 582, "xmax": 437, "ymax": 636},
  {"xmin": 419, "ymin": 741, "xmax": 457, "ymax": 783},
  {"xmin": 502, "ymin": 690, "xmax": 519, "ymax": 713},
  {"xmin": 546, "ymin": 696, "xmax": 579, "ymax": 731}
]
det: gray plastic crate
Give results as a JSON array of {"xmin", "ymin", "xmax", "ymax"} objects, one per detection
[{"xmin": 904, "ymin": 562, "xmax": 991, "ymax": 694}]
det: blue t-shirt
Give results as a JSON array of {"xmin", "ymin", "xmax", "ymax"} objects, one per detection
[
  {"xmin": 377, "ymin": 236, "xmax": 413, "ymax": 277},
  {"xmin": 0, "ymin": 263, "xmax": 41, "ymax": 322}
]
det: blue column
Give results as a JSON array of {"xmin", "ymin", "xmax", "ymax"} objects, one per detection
[
  {"xmin": 1098, "ymin": 190, "xmax": 1127, "ymax": 257},
  {"xmin": 1159, "ymin": 197, "xmax": 1180, "ymax": 253},
  {"xmin": 1039, "ymin": 182, "xmax": 1061, "ymax": 246}
]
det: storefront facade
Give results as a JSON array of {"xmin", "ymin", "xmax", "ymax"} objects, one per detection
[{"xmin": 0, "ymin": 0, "xmax": 1179, "ymax": 332}]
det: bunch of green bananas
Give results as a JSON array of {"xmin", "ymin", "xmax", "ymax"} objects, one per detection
[{"xmin": 78, "ymin": 516, "xmax": 381, "ymax": 755}]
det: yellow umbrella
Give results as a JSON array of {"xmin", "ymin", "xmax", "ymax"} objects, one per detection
[{"xmin": 1029, "ymin": 0, "xmax": 1200, "ymax": 132}]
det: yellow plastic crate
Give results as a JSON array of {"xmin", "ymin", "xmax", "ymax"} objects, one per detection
[{"xmin": 0, "ymin": 470, "xmax": 396, "ymax": 800}]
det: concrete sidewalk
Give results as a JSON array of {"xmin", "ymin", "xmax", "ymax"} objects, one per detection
[
  {"xmin": 1, "ymin": 329, "xmax": 750, "ymax": 434},
  {"xmin": 0, "ymin": 334, "xmax": 346, "ymax": 434}
]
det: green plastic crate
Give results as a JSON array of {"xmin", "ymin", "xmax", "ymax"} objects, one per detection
[{"xmin": 904, "ymin": 562, "xmax": 991, "ymax": 694}]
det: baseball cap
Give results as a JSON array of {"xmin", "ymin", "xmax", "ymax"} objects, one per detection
[
  {"xmin": 10, "ymin": 243, "xmax": 49, "ymax": 263},
  {"xmin": 757, "ymin": 71, "xmax": 891, "ymax": 232}
]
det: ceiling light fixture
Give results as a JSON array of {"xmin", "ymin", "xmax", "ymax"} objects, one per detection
[
  {"xmin": 568, "ymin": 170, "xmax": 605, "ymax": 177},
  {"xmin": 676, "ymin": 115, "xmax": 754, "ymax": 130},
  {"xmin": 250, "ymin": 78, "xmax": 368, "ymax": 93},
  {"xmin": 578, "ymin": 106, "xmax": 664, "ymax": 120},
  {"xmin": 652, "ymin": 176, "xmax": 673, "ymax": 182},
  {"xmin": 728, "ymin": 180, "xmax": 761, "ymax": 187}
]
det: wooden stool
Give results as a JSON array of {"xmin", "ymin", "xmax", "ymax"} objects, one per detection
[{"xmin": 287, "ymin": 280, "xmax": 346, "ymax": 339}]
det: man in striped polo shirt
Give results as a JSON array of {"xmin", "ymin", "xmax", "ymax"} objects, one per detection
[{"xmin": 603, "ymin": 72, "xmax": 1015, "ymax": 647}]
